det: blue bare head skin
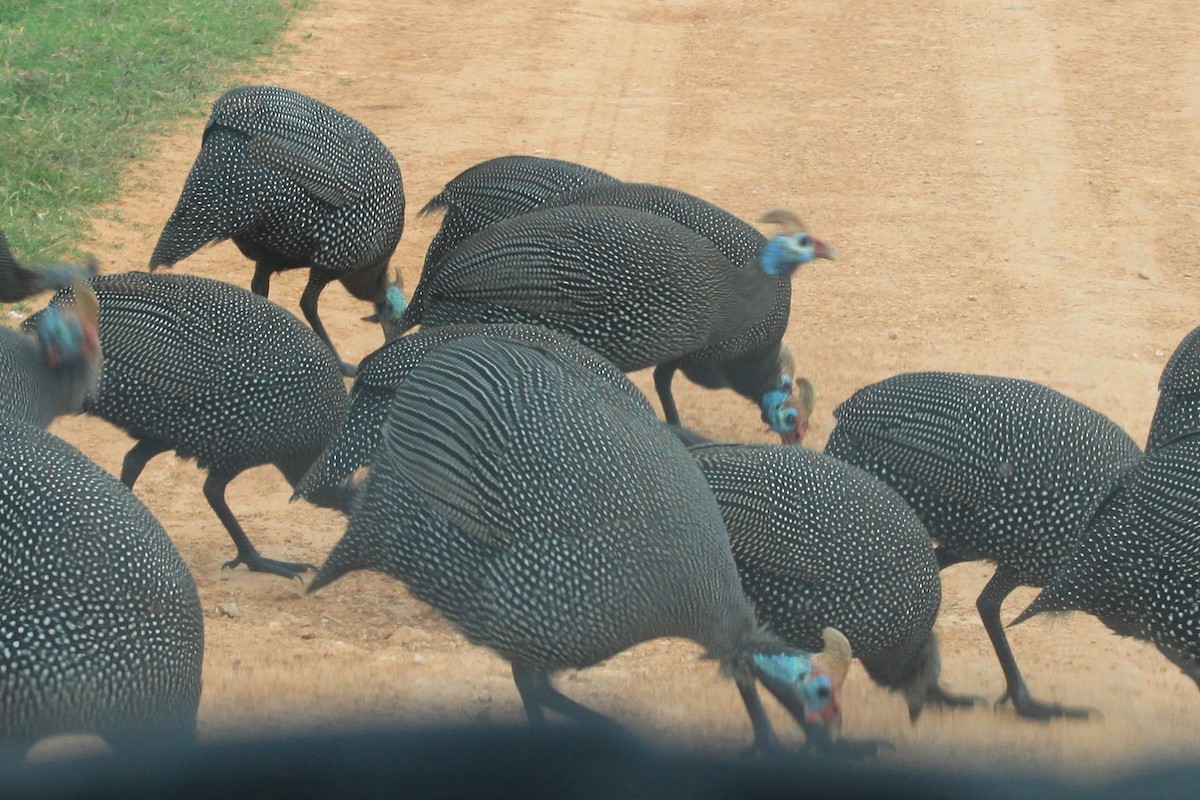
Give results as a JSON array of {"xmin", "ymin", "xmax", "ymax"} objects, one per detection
[
  {"xmin": 36, "ymin": 306, "xmax": 86, "ymax": 366},
  {"xmin": 761, "ymin": 383, "xmax": 798, "ymax": 434},
  {"xmin": 752, "ymin": 651, "xmax": 837, "ymax": 724},
  {"xmin": 371, "ymin": 283, "xmax": 409, "ymax": 340},
  {"xmin": 757, "ymin": 208, "xmax": 836, "ymax": 277},
  {"xmin": 759, "ymin": 232, "xmax": 836, "ymax": 277}
]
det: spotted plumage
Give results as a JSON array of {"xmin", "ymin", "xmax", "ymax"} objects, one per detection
[
  {"xmin": 1016, "ymin": 326, "xmax": 1200, "ymax": 689},
  {"xmin": 825, "ymin": 371, "xmax": 1142, "ymax": 720},
  {"xmin": 385, "ymin": 204, "xmax": 828, "ymax": 435},
  {"xmin": 418, "ymin": 155, "xmax": 618, "ymax": 272},
  {"xmin": 1145, "ymin": 325, "xmax": 1200, "ymax": 453},
  {"xmin": 412, "ymin": 157, "xmax": 828, "ymax": 442},
  {"xmin": 32, "ymin": 272, "xmax": 350, "ymax": 578},
  {"xmin": 0, "ymin": 418, "xmax": 203, "ymax": 753},
  {"xmin": 538, "ymin": 181, "xmax": 812, "ymax": 442},
  {"xmin": 294, "ymin": 323, "xmax": 645, "ymax": 501},
  {"xmin": 308, "ymin": 332, "xmax": 866, "ymax": 755},
  {"xmin": 685, "ymin": 440, "xmax": 967, "ymax": 721},
  {"xmin": 3, "ymin": 283, "xmax": 101, "ymax": 428},
  {"xmin": 149, "ymin": 85, "xmax": 405, "ymax": 375}
]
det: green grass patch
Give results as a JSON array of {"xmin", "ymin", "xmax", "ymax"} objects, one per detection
[{"xmin": 0, "ymin": 0, "xmax": 310, "ymax": 263}]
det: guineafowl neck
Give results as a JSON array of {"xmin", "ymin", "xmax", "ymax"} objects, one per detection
[
  {"xmin": 338, "ymin": 256, "xmax": 392, "ymax": 302},
  {"xmin": 719, "ymin": 342, "xmax": 787, "ymax": 404}
]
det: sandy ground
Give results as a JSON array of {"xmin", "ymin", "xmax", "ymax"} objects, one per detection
[{"xmin": 28, "ymin": 0, "xmax": 1200, "ymax": 780}]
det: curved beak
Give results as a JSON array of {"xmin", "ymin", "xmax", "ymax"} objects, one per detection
[{"xmin": 811, "ymin": 237, "xmax": 837, "ymax": 261}]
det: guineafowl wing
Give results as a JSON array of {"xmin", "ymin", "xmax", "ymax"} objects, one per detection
[
  {"xmin": 372, "ymin": 334, "xmax": 652, "ymax": 549},
  {"xmin": 830, "ymin": 372, "xmax": 1009, "ymax": 510},
  {"xmin": 297, "ymin": 323, "xmax": 652, "ymax": 500},
  {"xmin": 208, "ymin": 86, "xmax": 364, "ymax": 208}
]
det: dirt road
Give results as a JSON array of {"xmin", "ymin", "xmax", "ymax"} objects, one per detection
[{"xmin": 43, "ymin": 0, "xmax": 1200, "ymax": 778}]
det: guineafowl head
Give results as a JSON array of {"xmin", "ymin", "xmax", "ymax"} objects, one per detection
[
  {"xmin": 748, "ymin": 627, "xmax": 851, "ymax": 736},
  {"xmin": 34, "ymin": 281, "xmax": 101, "ymax": 380},
  {"xmin": 364, "ymin": 271, "xmax": 409, "ymax": 341},
  {"xmin": 758, "ymin": 208, "xmax": 836, "ymax": 277},
  {"xmin": 760, "ymin": 347, "xmax": 815, "ymax": 444}
]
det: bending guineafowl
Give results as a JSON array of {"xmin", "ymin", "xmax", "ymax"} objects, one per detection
[
  {"xmin": 0, "ymin": 418, "xmax": 203, "ymax": 755},
  {"xmin": 149, "ymin": 85, "xmax": 405, "ymax": 376},
  {"xmin": 683, "ymin": 438, "xmax": 976, "ymax": 721},
  {"xmin": 307, "ymin": 331, "xmax": 872, "ymax": 756},
  {"xmin": 0, "ymin": 229, "xmax": 97, "ymax": 302},
  {"xmin": 538, "ymin": 183, "xmax": 821, "ymax": 442},
  {"xmin": 1014, "ymin": 325, "xmax": 1200, "ymax": 690},
  {"xmin": 1, "ymin": 282, "xmax": 101, "ymax": 428},
  {"xmin": 31, "ymin": 273, "xmax": 350, "ymax": 579},
  {"xmin": 377, "ymin": 204, "xmax": 831, "ymax": 438},
  {"xmin": 417, "ymin": 154, "xmax": 618, "ymax": 272},
  {"xmin": 825, "ymin": 372, "xmax": 1142, "ymax": 720},
  {"xmin": 293, "ymin": 322, "xmax": 647, "ymax": 502}
]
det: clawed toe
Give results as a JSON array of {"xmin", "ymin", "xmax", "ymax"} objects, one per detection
[
  {"xmin": 995, "ymin": 690, "xmax": 1095, "ymax": 721},
  {"xmin": 222, "ymin": 554, "xmax": 316, "ymax": 580}
]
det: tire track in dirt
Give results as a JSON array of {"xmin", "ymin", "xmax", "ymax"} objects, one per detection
[{"xmin": 936, "ymin": 2, "xmax": 1200, "ymax": 442}]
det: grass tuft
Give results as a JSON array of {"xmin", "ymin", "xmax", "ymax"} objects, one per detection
[{"xmin": 0, "ymin": 0, "xmax": 309, "ymax": 261}]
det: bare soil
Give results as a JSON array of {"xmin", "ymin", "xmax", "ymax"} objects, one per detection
[{"xmin": 37, "ymin": 0, "xmax": 1200, "ymax": 779}]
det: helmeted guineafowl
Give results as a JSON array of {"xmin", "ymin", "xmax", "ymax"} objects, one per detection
[
  {"xmin": 0, "ymin": 230, "xmax": 97, "ymax": 303},
  {"xmin": 1013, "ymin": 325, "xmax": 1200, "ymax": 690},
  {"xmin": 417, "ymin": 154, "xmax": 618, "ymax": 273},
  {"xmin": 376, "ymin": 204, "xmax": 831, "ymax": 436},
  {"xmin": 149, "ymin": 85, "xmax": 405, "ymax": 376},
  {"xmin": 0, "ymin": 418, "xmax": 203, "ymax": 754},
  {"xmin": 31, "ymin": 272, "xmax": 350, "ymax": 579},
  {"xmin": 293, "ymin": 322, "xmax": 645, "ymax": 502},
  {"xmin": 306, "ymin": 331, "xmax": 875, "ymax": 756},
  {"xmin": 682, "ymin": 437, "xmax": 976, "ymax": 721},
  {"xmin": 2, "ymin": 282, "xmax": 101, "ymax": 428},
  {"xmin": 532, "ymin": 183, "xmax": 821, "ymax": 443},
  {"xmin": 825, "ymin": 372, "xmax": 1142, "ymax": 720}
]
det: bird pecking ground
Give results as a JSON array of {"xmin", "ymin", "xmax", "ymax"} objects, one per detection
[{"xmin": 43, "ymin": 0, "xmax": 1200, "ymax": 780}]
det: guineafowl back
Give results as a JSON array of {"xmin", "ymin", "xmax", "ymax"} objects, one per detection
[
  {"xmin": 419, "ymin": 154, "xmax": 618, "ymax": 271},
  {"xmin": 0, "ymin": 418, "xmax": 203, "ymax": 748},
  {"xmin": 295, "ymin": 323, "xmax": 649, "ymax": 500},
  {"xmin": 544, "ymin": 182, "xmax": 789, "ymax": 368},
  {"xmin": 689, "ymin": 443, "xmax": 939, "ymax": 659},
  {"xmin": 151, "ymin": 85, "xmax": 404, "ymax": 284},
  {"xmin": 401, "ymin": 204, "xmax": 771, "ymax": 371},
  {"xmin": 1147, "ymin": 325, "xmax": 1200, "ymax": 453},
  {"xmin": 825, "ymin": 371, "xmax": 1142, "ymax": 586},
  {"xmin": 312, "ymin": 335, "xmax": 758, "ymax": 671},
  {"xmin": 41, "ymin": 272, "xmax": 348, "ymax": 481}
]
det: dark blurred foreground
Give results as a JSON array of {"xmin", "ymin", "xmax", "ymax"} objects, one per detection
[{"xmin": 1, "ymin": 724, "xmax": 1196, "ymax": 800}]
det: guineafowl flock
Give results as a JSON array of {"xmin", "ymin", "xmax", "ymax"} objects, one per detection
[{"xmin": 2, "ymin": 81, "xmax": 1198, "ymax": 767}]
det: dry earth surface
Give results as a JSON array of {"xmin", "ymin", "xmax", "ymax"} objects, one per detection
[{"xmin": 27, "ymin": 0, "xmax": 1200, "ymax": 781}]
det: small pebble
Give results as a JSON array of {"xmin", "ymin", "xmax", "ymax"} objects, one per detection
[{"xmin": 215, "ymin": 602, "xmax": 243, "ymax": 619}]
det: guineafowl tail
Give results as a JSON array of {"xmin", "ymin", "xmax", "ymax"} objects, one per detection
[
  {"xmin": 292, "ymin": 390, "xmax": 391, "ymax": 502},
  {"xmin": 148, "ymin": 133, "xmax": 261, "ymax": 270},
  {"xmin": 0, "ymin": 230, "xmax": 99, "ymax": 302},
  {"xmin": 302, "ymin": 480, "xmax": 359, "ymax": 516}
]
